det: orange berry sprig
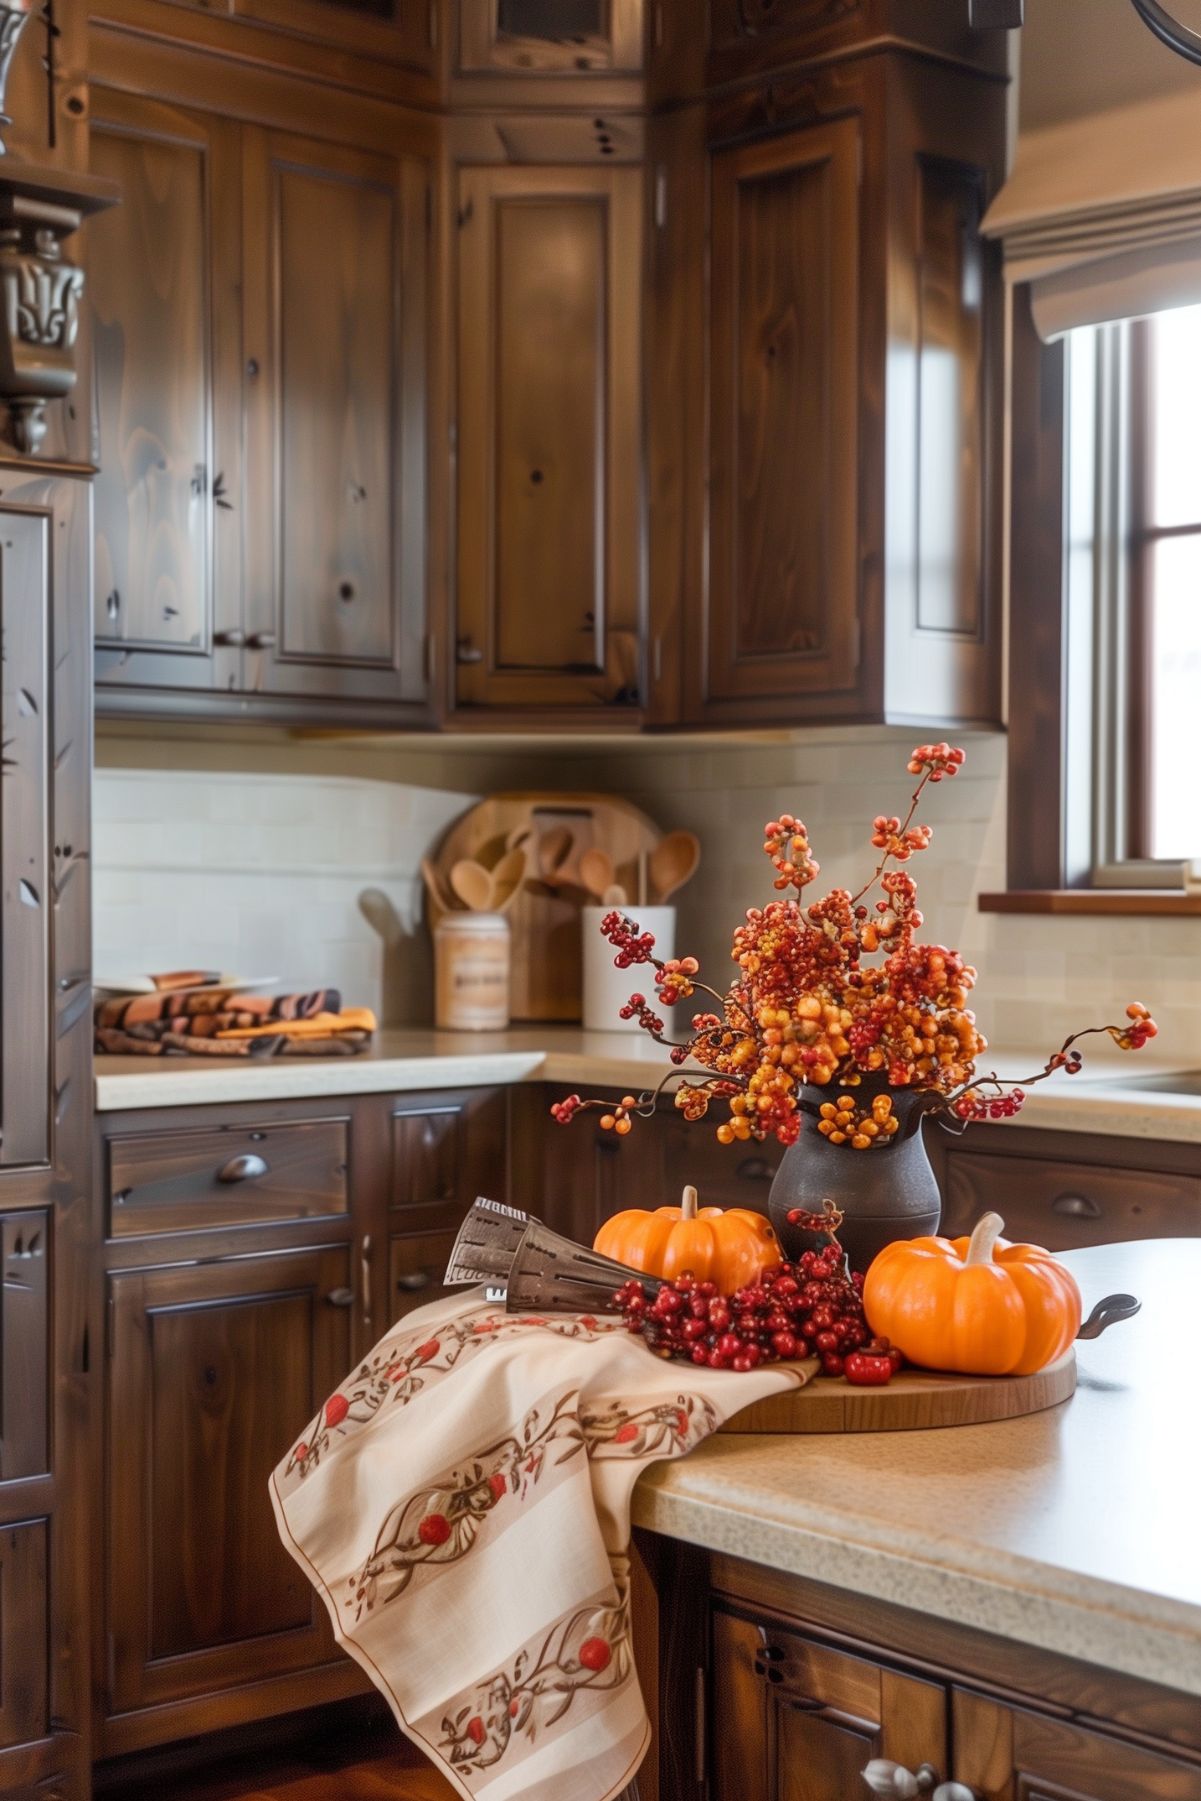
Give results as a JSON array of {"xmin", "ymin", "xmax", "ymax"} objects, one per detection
[{"xmin": 551, "ymin": 747, "xmax": 1158, "ymax": 1151}]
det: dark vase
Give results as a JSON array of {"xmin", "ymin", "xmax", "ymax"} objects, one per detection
[{"xmin": 768, "ymin": 1078, "xmax": 943, "ymax": 1275}]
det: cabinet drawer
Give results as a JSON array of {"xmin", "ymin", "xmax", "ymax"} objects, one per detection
[
  {"xmin": 940, "ymin": 1146, "xmax": 1201, "ymax": 1250},
  {"xmin": 105, "ymin": 1118, "xmax": 349, "ymax": 1237},
  {"xmin": 390, "ymin": 1090, "xmax": 506, "ymax": 1228}
]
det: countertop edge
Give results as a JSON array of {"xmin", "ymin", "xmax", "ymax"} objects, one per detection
[{"xmin": 629, "ymin": 1476, "xmax": 1201, "ymax": 1699}]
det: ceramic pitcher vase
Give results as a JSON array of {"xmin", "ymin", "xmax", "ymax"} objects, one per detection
[{"xmin": 768, "ymin": 1077, "xmax": 943, "ymax": 1274}]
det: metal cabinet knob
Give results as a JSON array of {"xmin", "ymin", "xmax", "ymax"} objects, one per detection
[
  {"xmin": 216, "ymin": 1153, "xmax": 268, "ymax": 1184},
  {"xmin": 214, "ymin": 628, "xmax": 246, "ymax": 647},
  {"xmin": 456, "ymin": 635, "xmax": 484, "ymax": 665},
  {"xmin": 1052, "ymin": 1192, "xmax": 1102, "ymax": 1218},
  {"xmin": 247, "ymin": 630, "xmax": 277, "ymax": 650},
  {"xmin": 326, "ymin": 1287, "xmax": 354, "ymax": 1308},
  {"xmin": 396, "ymin": 1269, "xmax": 432, "ymax": 1292},
  {"xmin": 862, "ymin": 1760, "xmax": 976, "ymax": 1800}
]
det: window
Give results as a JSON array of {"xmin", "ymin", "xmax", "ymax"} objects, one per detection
[{"xmin": 1063, "ymin": 303, "xmax": 1201, "ymax": 887}]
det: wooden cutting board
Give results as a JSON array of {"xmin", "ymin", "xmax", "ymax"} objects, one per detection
[
  {"xmin": 429, "ymin": 793, "xmax": 663, "ymax": 1021},
  {"xmin": 720, "ymin": 1351, "xmax": 1076, "ymax": 1434}
]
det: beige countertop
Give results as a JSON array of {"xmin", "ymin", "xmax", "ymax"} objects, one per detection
[
  {"xmin": 94, "ymin": 1025, "xmax": 1201, "ymax": 1140},
  {"xmin": 634, "ymin": 1239, "xmax": 1201, "ymax": 1697}
]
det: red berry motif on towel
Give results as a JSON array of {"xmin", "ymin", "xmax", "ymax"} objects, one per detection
[
  {"xmin": 415, "ymin": 1340, "xmax": 440, "ymax": 1362},
  {"xmin": 294, "ymin": 1442, "xmax": 308, "ymax": 1462},
  {"xmin": 418, "ymin": 1512, "xmax": 451, "ymax": 1547},
  {"xmin": 466, "ymin": 1716, "xmax": 486, "ymax": 1745},
  {"xmin": 579, "ymin": 1637, "xmax": 612, "ymax": 1672},
  {"xmin": 613, "ymin": 1422, "xmax": 640, "ymax": 1444},
  {"xmin": 488, "ymin": 1472, "xmax": 507, "ymax": 1501},
  {"xmin": 324, "ymin": 1394, "xmax": 349, "ymax": 1429}
]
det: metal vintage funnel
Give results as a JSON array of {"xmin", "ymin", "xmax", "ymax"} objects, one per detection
[{"xmin": 444, "ymin": 1196, "xmax": 663, "ymax": 1314}]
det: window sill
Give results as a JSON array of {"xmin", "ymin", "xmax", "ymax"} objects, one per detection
[{"xmin": 978, "ymin": 890, "xmax": 1201, "ymax": 916}]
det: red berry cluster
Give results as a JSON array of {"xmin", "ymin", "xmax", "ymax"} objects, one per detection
[
  {"xmin": 550, "ymin": 1093, "xmax": 584, "ymax": 1124},
  {"xmin": 655, "ymin": 956, "xmax": 700, "ymax": 1005},
  {"xmin": 907, "ymin": 742, "xmax": 965, "ymax": 782},
  {"xmin": 1116, "ymin": 1001, "xmax": 1157, "ymax": 1051},
  {"xmin": 618, "ymin": 991, "xmax": 666, "ymax": 1032},
  {"xmin": 601, "ymin": 911, "xmax": 657, "ymax": 969},
  {"xmin": 613, "ymin": 1247, "xmax": 901, "ymax": 1383},
  {"xmin": 763, "ymin": 814, "xmax": 821, "ymax": 894},
  {"xmin": 871, "ymin": 815, "xmax": 933, "ymax": 860},
  {"xmin": 954, "ymin": 1086, "xmax": 1026, "ymax": 1122}
]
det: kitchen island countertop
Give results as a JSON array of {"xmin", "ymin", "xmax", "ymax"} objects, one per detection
[
  {"xmin": 94, "ymin": 1025, "xmax": 1201, "ymax": 1141},
  {"xmin": 635, "ymin": 1238, "xmax": 1201, "ymax": 1698}
]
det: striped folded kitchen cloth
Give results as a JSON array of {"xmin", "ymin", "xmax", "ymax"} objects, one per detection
[{"xmin": 271, "ymin": 1290, "xmax": 803, "ymax": 1801}]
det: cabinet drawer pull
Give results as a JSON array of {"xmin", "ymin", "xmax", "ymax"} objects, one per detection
[
  {"xmin": 456, "ymin": 634, "xmax": 484, "ymax": 665},
  {"xmin": 326, "ymin": 1287, "xmax": 354, "ymax": 1308},
  {"xmin": 360, "ymin": 1234, "xmax": 373, "ymax": 1334},
  {"xmin": 247, "ymin": 630, "xmax": 277, "ymax": 650},
  {"xmin": 216, "ymin": 1153, "xmax": 268, "ymax": 1184},
  {"xmin": 1051, "ymin": 1192, "xmax": 1102, "ymax": 1219},
  {"xmin": 736, "ymin": 1155, "xmax": 774, "ymax": 1183},
  {"xmin": 214, "ymin": 628, "xmax": 245, "ymax": 647},
  {"xmin": 862, "ymin": 1760, "xmax": 976, "ymax": 1800},
  {"xmin": 396, "ymin": 1268, "xmax": 432, "ymax": 1293}
]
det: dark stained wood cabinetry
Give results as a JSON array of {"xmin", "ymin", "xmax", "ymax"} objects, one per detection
[
  {"xmin": 704, "ymin": 116, "xmax": 862, "ymax": 715},
  {"xmin": 105, "ymin": 1247, "xmax": 353, "ymax": 1717},
  {"xmin": 242, "ymin": 129, "xmax": 429, "ymax": 710},
  {"xmin": 457, "ymin": 0, "xmax": 643, "ymax": 73},
  {"xmin": 89, "ymin": 44, "xmax": 433, "ymax": 724},
  {"xmin": 454, "ymin": 162, "xmax": 643, "ymax": 714},
  {"xmin": 90, "ymin": 89, "xmax": 243, "ymax": 700},
  {"xmin": 0, "ymin": 471, "xmax": 96, "ymax": 1801},
  {"xmin": 711, "ymin": 1606, "xmax": 948, "ymax": 1800},
  {"xmin": 645, "ymin": 1546, "xmax": 1201, "ymax": 1801}
]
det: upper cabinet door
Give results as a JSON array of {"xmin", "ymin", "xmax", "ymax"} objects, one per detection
[
  {"xmin": 455, "ymin": 163, "xmax": 643, "ymax": 714},
  {"xmin": 458, "ymin": 0, "xmax": 643, "ymax": 73},
  {"xmin": 0, "ymin": 513, "xmax": 51, "ymax": 1172},
  {"xmin": 697, "ymin": 115, "xmax": 862, "ymax": 722},
  {"xmin": 242, "ymin": 131, "xmax": 429, "ymax": 709},
  {"xmin": 89, "ymin": 89, "xmax": 244, "ymax": 699}
]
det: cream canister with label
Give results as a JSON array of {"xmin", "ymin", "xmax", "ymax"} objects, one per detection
[{"xmin": 435, "ymin": 912, "xmax": 511, "ymax": 1030}]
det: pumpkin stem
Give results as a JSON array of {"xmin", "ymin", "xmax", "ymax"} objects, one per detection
[
  {"xmin": 681, "ymin": 1184, "xmax": 699, "ymax": 1221},
  {"xmin": 966, "ymin": 1211, "xmax": 1006, "ymax": 1266}
]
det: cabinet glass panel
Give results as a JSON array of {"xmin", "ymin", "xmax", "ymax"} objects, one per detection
[{"xmin": 498, "ymin": 0, "xmax": 604, "ymax": 38}]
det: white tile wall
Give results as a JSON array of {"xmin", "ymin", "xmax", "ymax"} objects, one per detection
[
  {"xmin": 92, "ymin": 725, "xmax": 1201, "ymax": 1058},
  {"xmin": 92, "ymin": 768, "xmax": 476, "ymax": 1019}
]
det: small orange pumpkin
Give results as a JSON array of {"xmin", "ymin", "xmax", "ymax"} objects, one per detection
[
  {"xmin": 863, "ymin": 1212, "xmax": 1081, "ymax": 1377},
  {"xmin": 594, "ymin": 1185, "xmax": 780, "ymax": 1292}
]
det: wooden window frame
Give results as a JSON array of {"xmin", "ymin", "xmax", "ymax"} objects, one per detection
[{"xmin": 981, "ymin": 285, "xmax": 1201, "ymax": 916}]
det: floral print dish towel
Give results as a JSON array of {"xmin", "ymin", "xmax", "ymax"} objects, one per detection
[{"xmin": 271, "ymin": 1289, "xmax": 802, "ymax": 1801}]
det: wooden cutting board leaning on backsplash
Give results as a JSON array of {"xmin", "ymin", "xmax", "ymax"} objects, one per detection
[{"xmin": 428, "ymin": 793, "xmax": 663, "ymax": 1020}]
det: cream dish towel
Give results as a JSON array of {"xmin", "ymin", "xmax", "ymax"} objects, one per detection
[{"xmin": 271, "ymin": 1289, "xmax": 802, "ymax": 1801}]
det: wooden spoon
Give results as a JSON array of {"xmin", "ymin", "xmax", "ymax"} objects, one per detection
[
  {"xmin": 578, "ymin": 846, "xmax": 616, "ymax": 902},
  {"xmin": 488, "ymin": 844, "xmax": 529, "ymax": 912},
  {"xmin": 650, "ymin": 830, "xmax": 701, "ymax": 902},
  {"xmin": 420, "ymin": 857, "xmax": 455, "ymax": 914},
  {"xmin": 537, "ymin": 825, "xmax": 574, "ymax": 886},
  {"xmin": 450, "ymin": 858, "xmax": 495, "ymax": 912}
]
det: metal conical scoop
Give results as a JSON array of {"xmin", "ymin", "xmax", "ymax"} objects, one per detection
[{"xmin": 444, "ymin": 1196, "xmax": 662, "ymax": 1314}]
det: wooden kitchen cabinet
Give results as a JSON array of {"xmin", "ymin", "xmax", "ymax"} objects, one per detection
[
  {"xmin": 104, "ymin": 1245, "xmax": 353, "ymax": 1721},
  {"xmin": 703, "ymin": 116, "xmax": 862, "ymax": 716},
  {"xmin": 90, "ymin": 49, "xmax": 433, "ymax": 725},
  {"xmin": 711, "ymin": 1606, "xmax": 948, "ymax": 1800},
  {"xmin": 454, "ymin": 161, "xmax": 643, "ymax": 715},
  {"xmin": 241, "ymin": 128, "xmax": 429, "ymax": 711},
  {"xmin": 89, "ymin": 88, "xmax": 243, "ymax": 701},
  {"xmin": 952, "ymin": 1689, "xmax": 1201, "ymax": 1799}
]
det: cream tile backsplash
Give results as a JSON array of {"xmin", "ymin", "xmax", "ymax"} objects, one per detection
[{"xmin": 93, "ymin": 726, "xmax": 1201, "ymax": 1059}]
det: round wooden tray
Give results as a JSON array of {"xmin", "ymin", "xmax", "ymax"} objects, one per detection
[{"xmin": 720, "ymin": 1349, "xmax": 1077, "ymax": 1434}]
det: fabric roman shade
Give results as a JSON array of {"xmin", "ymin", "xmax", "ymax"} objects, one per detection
[{"xmin": 983, "ymin": 18, "xmax": 1201, "ymax": 339}]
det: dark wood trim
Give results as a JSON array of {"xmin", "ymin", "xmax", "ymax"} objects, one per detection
[
  {"xmin": 1007, "ymin": 282, "xmax": 1068, "ymax": 891},
  {"xmin": 979, "ymin": 888, "xmax": 1201, "ymax": 915}
]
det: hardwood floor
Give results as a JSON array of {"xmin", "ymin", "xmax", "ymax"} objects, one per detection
[{"xmin": 97, "ymin": 1704, "xmax": 457, "ymax": 1801}]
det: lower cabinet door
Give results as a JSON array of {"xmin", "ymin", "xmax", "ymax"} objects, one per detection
[
  {"xmin": 0, "ymin": 1520, "xmax": 48, "ymax": 1753},
  {"xmin": 710, "ymin": 1607, "xmax": 948, "ymax": 1801},
  {"xmin": 105, "ymin": 1246, "xmax": 353, "ymax": 1716},
  {"xmin": 953, "ymin": 1690, "xmax": 1201, "ymax": 1800}
]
